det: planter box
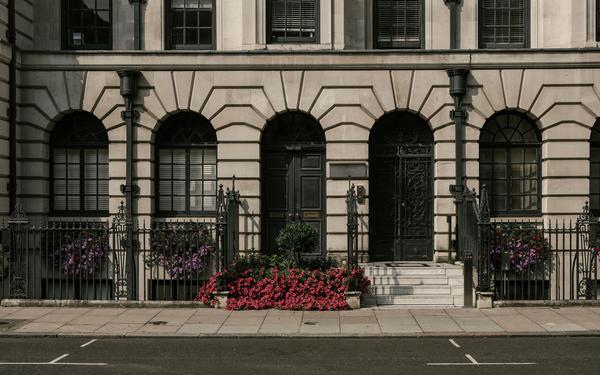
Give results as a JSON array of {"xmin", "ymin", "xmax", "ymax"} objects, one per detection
[{"xmin": 345, "ymin": 291, "xmax": 362, "ymax": 309}]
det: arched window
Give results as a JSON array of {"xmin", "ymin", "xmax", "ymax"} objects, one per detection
[
  {"xmin": 591, "ymin": 121, "xmax": 600, "ymax": 214},
  {"xmin": 479, "ymin": 111, "xmax": 541, "ymax": 215},
  {"xmin": 51, "ymin": 112, "xmax": 109, "ymax": 215},
  {"xmin": 156, "ymin": 112, "xmax": 217, "ymax": 216}
]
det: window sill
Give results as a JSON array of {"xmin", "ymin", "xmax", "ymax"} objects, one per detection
[{"xmin": 265, "ymin": 43, "xmax": 333, "ymax": 51}]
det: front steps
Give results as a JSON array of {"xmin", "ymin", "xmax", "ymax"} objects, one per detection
[{"xmin": 362, "ymin": 263, "xmax": 464, "ymax": 307}]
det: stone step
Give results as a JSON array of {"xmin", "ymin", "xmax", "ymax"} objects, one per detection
[
  {"xmin": 368, "ymin": 275, "xmax": 453, "ymax": 285},
  {"xmin": 368, "ymin": 285, "xmax": 465, "ymax": 296},
  {"xmin": 364, "ymin": 269, "xmax": 463, "ymax": 279},
  {"xmin": 362, "ymin": 294, "xmax": 456, "ymax": 306},
  {"xmin": 363, "ymin": 268, "xmax": 449, "ymax": 276}
]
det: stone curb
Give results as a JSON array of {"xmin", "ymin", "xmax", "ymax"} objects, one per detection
[
  {"xmin": 1, "ymin": 331, "xmax": 600, "ymax": 339},
  {"xmin": 0, "ymin": 299, "xmax": 210, "ymax": 309}
]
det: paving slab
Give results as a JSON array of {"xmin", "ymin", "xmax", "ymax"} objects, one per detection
[
  {"xmin": 518, "ymin": 308, "xmax": 588, "ymax": 332},
  {"xmin": 218, "ymin": 324, "xmax": 261, "ymax": 334},
  {"xmin": 411, "ymin": 310, "xmax": 463, "ymax": 333},
  {"xmin": 0, "ymin": 307, "xmax": 22, "ymax": 318},
  {"xmin": 15, "ymin": 322, "xmax": 64, "ymax": 333},
  {"xmin": 3, "ymin": 307, "xmax": 56, "ymax": 320},
  {"xmin": 55, "ymin": 324, "xmax": 104, "ymax": 333},
  {"xmin": 553, "ymin": 308, "xmax": 600, "ymax": 330},
  {"xmin": 95, "ymin": 323, "xmax": 144, "ymax": 334},
  {"xmin": 137, "ymin": 324, "xmax": 181, "ymax": 334},
  {"xmin": 341, "ymin": 323, "xmax": 382, "ymax": 334},
  {"xmin": 177, "ymin": 323, "xmax": 221, "ymax": 335},
  {"xmin": 33, "ymin": 313, "xmax": 82, "ymax": 324},
  {"xmin": 450, "ymin": 316, "xmax": 504, "ymax": 333},
  {"xmin": 109, "ymin": 309, "xmax": 162, "ymax": 324}
]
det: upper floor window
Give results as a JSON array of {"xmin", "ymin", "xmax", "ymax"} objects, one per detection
[
  {"xmin": 479, "ymin": 0, "xmax": 529, "ymax": 49},
  {"xmin": 156, "ymin": 113, "xmax": 217, "ymax": 216},
  {"xmin": 62, "ymin": 0, "xmax": 112, "ymax": 50},
  {"xmin": 51, "ymin": 112, "xmax": 109, "ymax": 215},
  {"xmin": 591, "ymin": 121, "xmax": 600, "ymax": 215},
  {"xmin": 166, "ymin": 0, "xmax": 215, "ymax": 49},
  {"xmin": 374, "ymin": 0, "xmax": 424, "ymax": 49},
  {"xmin": 480, "ymin": 112, "xmax": 541, "ymax": 216},
  {"xmin": 268, "ymin": 0, "xmax": 318, "ymax": 43}
]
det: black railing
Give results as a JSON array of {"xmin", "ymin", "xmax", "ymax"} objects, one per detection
[
  {"xmin": 0, "ymin": 184, "xmax": 240, "ymax": 301},
  {"xmin": 480, "ymin": 204, "xmax": 599, "ymax": 301},
  {"xmin": 457, "ymin": 185, "xmax": 600, "ymax": 302},
  {"xmin": 346, "ymin": 182, "xmax": 359, "ymax": 269}
]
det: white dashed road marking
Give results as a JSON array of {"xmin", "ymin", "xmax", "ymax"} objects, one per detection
[
  {"xmin": 449, "ymin": 339, "xmax": 461, "ymax": 348},
  {"xmin": 49, "ymin": 354, "xmax": 70, "ymax": 364},
  {"xmin": 81, "ymin": 339, "xmax": 98, "ymax": 348}
]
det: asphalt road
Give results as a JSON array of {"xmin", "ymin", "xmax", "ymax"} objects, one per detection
[{"xmin": 0, "ymin": 336, "xmax": 599, "ymax": 374}]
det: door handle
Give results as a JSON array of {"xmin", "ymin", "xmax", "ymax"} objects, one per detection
[
  {"xmin": 295, "ymin": 213, "xmax": 301, "ymax": 221},
  {"xmin": 401, "ymin": 202, "xmax": 406, "ymax": 207},
  {"xmin": 288, "ymin": 213, "xmax": 294, "ymax": 221}
]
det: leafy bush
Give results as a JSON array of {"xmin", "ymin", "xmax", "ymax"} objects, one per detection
[
  {"xmin": 490, "ymin": 223, "xmax": 551, "ymax": 273},
  {"xmin": 148, "ymin": 223, "xmax": 214, "ymax": 279},
  {"xmin": 275, "ymin": 223, "xmax": 318, "ymax": 265}
]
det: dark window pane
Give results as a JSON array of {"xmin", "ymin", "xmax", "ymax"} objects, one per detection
[
  {"xmin": 185, "ymin": 11, "xmax": 198, "ymax": 28},
  {"xmin": 172, "ymin": 10, "xmax": 184, "ymax": 27},
  {"xmin": 199, "ymin": 29, "xmax": 212, "ymax": 44},
  {"xmin": 97, "ymin": 28, "xmax": 110, "ymax": 46},
  {"xmin": 172, "ymin": 28, "xmax": 184, "ymax": 45},
  {"xmin": 185, "ymin": 28, "xmax": 198, "ymax": 45},
  {"xmin": 199, "ymin": 10, "xmax": 212, "ymax": 26},
  {"xmin": 96, "ymin": 10, "xmax": 110, "ymax": 26}
]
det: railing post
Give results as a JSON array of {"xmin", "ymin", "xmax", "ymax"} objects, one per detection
[
  {"xmin": 225, "ymin": 176, "xmax": 241, "ymax": 269},
  {"xmin": 346, "ymin": 179, "xmax": 359, "ymax": 269},
  {"xmin": 216, "ymin": 184, "xmax": 227, "ymax": 289},
  {"xmin": 8, "ymin": 203, "xmax": 28, "ymax": 298},
  {"xmin": 463, "ymin": 250, "xmax": 473, "ymax": 307}
]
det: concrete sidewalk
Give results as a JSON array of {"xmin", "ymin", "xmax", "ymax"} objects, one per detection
[{"xmin": 1, "ymin": 306, "xmax": 600, "ymax": 337}]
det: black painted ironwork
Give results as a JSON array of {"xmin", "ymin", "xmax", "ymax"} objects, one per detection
[
  {"xmin": 346, "ymin": 180, "xmax": 359, "ymax": 269},
  {"xmin": 459, "ymin": 190, "xmax": 600, "ymax": 302},
  {"xmin": 0, "ymin": 184, "xmax": 240, "ymax": 301},
  {"xmin": 369, "ymin": 112, "xmax": 433, "ymax": 261}
]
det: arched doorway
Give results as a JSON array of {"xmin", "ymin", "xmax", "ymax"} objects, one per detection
[
  {"xmin": 369, "ymin": 112, "xmax": 434, "ymax": 261},
  {"xmin": 261, "ymin": 112, "xmax": 326, "ymax": 256}
]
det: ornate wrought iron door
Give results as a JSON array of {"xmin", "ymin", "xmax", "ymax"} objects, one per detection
[{"xmin": 369, "ymin": 112, "xmax": 434, "ymax": 261}]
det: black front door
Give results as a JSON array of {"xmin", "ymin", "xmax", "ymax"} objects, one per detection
[
  {"xmin": 369, "ymin": 112, "xmax": 434, "ymax": 261},
  {"xmin": 262, "ymin": 148, "xmax": 325, "ymax": 256}
]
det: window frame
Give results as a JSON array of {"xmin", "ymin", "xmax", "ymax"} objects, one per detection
[
  {"xmin": 50, "ymin": 113, "xmax": 109, "ymax": 217},
  {"xmin": 164, "ymin": 0, "xmax": 216, "ymax": 50},
  {"xmin": 478, "ymin": 0, "xmax": 530, "ymax": 49},
  {"xmin": 479, "ymin": 112, "xmax": 542, "ymax": 217},
  {"xmin": 591, "ymin": 122, "xmax": 600, "ymax": 216},
  {"xmin": 596, "ymin": 0, "xmax": 600, "ymax": 42},
  {"xmin": 267, "ymin": 0, "xmax": 320, "ymax": 44},
  {"xmin": 61, "ymin": 0, "xmax": 113, "ymax": 50},
  {"xmin": 373, "ymin": 0, "xmax": 425, "ymax": 49},
  {"xmin": 155, "ymin": 114, "xmax": 218, "ymax": 217}
]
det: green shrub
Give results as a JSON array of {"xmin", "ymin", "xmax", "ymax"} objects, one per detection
[{"xmin": 275, "ymin": 223, "xmax": 319, "ymax": 266}]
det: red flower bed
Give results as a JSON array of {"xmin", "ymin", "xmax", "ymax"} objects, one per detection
[{"xmin": 195, "ymin": 267, "xmax": 370, "ymax": 311}]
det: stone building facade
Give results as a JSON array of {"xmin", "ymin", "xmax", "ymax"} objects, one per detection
[{"xmin": 3, "ymin": 0, "xmax": 600, "ymax": 263}]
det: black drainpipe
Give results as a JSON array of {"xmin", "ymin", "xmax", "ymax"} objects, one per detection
[
  {"xmin": 448, "ymin": 69, "xmax": 469, "ymax": 195},
  {"xmin": 7, "ymin": 0, "xmax": 16, "ymax": 212},
  {"xmin": 129, "ymin": 0, "xmax": 146, "ymax": 50},
  {"xmin": 118, "ymin": 69, "xmax": 140, "ymax": 300},
  {"xmin": 444, "ymin": 0, "xmax": 461, "ymax": 49}
]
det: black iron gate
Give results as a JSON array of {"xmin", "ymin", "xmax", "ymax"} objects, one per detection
[{"xmin": 370, "ymin": 144, "xmax": 433, "ymax": 261}]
